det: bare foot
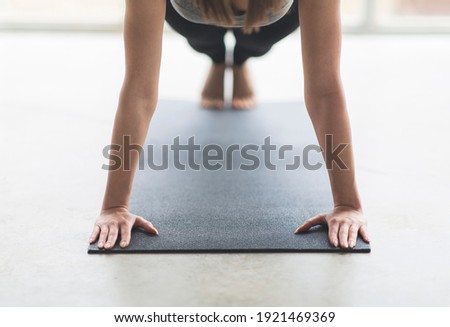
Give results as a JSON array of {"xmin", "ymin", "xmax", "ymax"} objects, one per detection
[
  {"xmin": 232, "ymin": 63, "xmax": 255, "ymax": 110},
  {"xmin": 201, "ymin": 63, "xmax": 225, "ymax": 109}
]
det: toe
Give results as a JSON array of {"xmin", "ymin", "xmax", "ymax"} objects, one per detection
[
  {"xmin": 232, "ymin": 97, "xmax": 255, "ymax": 110},
  {"xmin": 201, "ymin": 98, "xmax": 224, "ymax": 109}
]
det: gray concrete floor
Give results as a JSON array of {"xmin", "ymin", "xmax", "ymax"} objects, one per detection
[{"xmin": 0, "ymin": 31, "xmax": 449, "ymax": 306}]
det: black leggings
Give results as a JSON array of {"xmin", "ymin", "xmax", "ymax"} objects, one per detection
[{"xmin": 165, "ymin": 0, "xmax": 299, "ymax": 66}]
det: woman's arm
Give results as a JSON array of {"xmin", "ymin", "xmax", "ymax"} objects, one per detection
[
  {"xmin": 295, "ymin": 0, "xmax": 370, "ymax": 248},
  {"xmin": 89, "ymin": 0, "xmax": 166, "ymax": 249}
]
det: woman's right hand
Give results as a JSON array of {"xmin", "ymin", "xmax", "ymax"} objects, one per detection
[{"xmin": 89, "ymin": 207, "xmax": 158, "ymax": 249}]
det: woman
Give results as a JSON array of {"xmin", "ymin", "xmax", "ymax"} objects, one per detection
[{"xmin": 89, "ymin": 0, "xmax": 370, "ymax": 250}]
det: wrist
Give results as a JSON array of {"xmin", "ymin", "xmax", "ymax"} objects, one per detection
[
  {"xmin": 334, "ymin": 203, "xmax": 363, "ymax": 213},
  {"xmin": 101, "ymin": 205, "xmax": 129, "ymax": 214}
]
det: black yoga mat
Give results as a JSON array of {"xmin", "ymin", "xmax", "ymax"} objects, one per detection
[{"xmin": 88, "ymin": 100, "xmax": 370, "ymax": 253}]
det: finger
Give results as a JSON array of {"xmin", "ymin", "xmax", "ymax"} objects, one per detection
[
  {"xmin": 135, "ymin": 216, "xmax": 159, "ymax": 235},
  {"xmin": 295, "ymin": 214, "xmax": 326, "ymax": 233},
  {"xmin": 359, "ymin": 225, "xmax": 371, "ymax": 243},
  {"xmin": 104, "ymin": 225, "xmax": 119, "ymax": 249},
  {"xmin": 338, "ymin": 223, "xmax": 350, "ymax": 248},
  {"xmin": 328, "ymin": 220, "xmax": 339, "ymax": 247},
  {"xmin": 348, "ymin": 224, "xmax": 359, "ymax": 248},
  {"xmin": 89, "ymin": 225, "xmax": 100, "ymax": 244},
  {"xmin": 119, "ymin": 224, "xmax": 131, "ymax": 248},
  {"xmin": 97, "ymin": 225, "xmax": 109, "ymax": 249}
]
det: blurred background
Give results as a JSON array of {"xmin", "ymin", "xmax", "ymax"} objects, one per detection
[{"xmin": 1, "ymin": 0, "xmax": 450, "ymax": 32}]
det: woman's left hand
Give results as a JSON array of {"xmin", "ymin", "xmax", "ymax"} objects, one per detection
[{"xmin": 295, "ymin": 206, "xmax": 370, "ymax": 248}]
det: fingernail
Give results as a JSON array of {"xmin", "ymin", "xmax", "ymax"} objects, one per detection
[
  {"xmin": 98, "ymin": 242, "xmax": 104, "ymax": 247},
  {"xmin": 120, "ymin": 242, "xmax": 126, "ymax": 247},
  {"xmin": 333, "ymin": 241, "xmax": 338, "ymax": 247},
  {"xmin": 105, "ymin": 242, "xmax": 111, "ymax": 248},
  {"xmin": 89, "ymin": 238, "xmax": 94, "ymax": 243},
  {"xmin": 349, "ymin": 241, "xmax": 354, "ymax": 248}
]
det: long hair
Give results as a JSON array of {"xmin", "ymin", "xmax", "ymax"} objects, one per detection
[{"xmin": 193, "ymin": 0, "xmax": 286, "ymax": 34}]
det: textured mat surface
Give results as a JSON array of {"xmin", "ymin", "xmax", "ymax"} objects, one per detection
[{"xmin": 88, "ymin": 100, "xmax": 370, "ymax": 253}]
